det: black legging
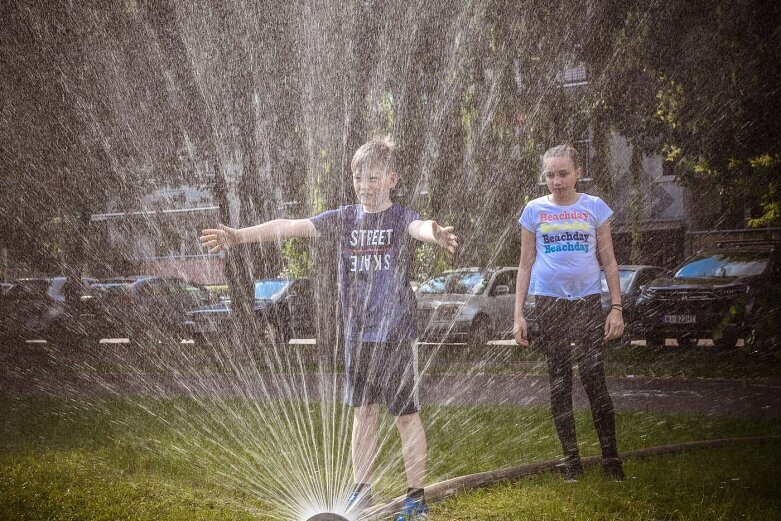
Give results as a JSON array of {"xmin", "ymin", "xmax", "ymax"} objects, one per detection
[{"xmin": 536, "ymin": 295, "xmax": 619, "ymax": 460}]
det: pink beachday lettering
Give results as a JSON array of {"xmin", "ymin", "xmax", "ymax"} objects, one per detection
[{"xmin": 539, "ymin": 211, "xmax": 589, "ymax": 222}]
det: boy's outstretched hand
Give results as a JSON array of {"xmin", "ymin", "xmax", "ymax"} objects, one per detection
[
  {"xmin": 200, "ymin": 224, "xmax": 239, "ymax": 253},
  {"xmin": 432, "ymin": 221, "xmax": 459, "ymax": 253}
]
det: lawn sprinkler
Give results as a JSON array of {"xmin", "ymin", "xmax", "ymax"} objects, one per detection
[{"xmin": 305, "ymin": 514, "xmax": 349, "ymax": 521}]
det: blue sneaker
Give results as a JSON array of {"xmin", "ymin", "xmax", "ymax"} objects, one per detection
[
  {"xmin": 345, "ymin": 486, "xmax": 373, "ymax": 516},
  {"xmin": 395, "ymin": 495, "xmax": 429, "ymax": 520}
]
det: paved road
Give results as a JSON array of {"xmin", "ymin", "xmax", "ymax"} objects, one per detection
[
  {"xmin": 2, "ymin": 343, "xmax": 779, "ymax": 418},
  {"xmin": 422, "ymin": 373, "xmax": 781, "ymax": 418}
]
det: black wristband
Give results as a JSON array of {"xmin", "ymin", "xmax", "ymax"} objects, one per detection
[{"xmin": 611, "ymin": 304, "xmax": 623, "ymax": 311}]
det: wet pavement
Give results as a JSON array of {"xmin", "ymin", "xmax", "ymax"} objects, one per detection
[
  {"xmin": 422, "ymin": 374, "xmax": 781, "ymax": 418},
  {"xmin": 2, "ymin": 341, "xmax": 780, "ymax": 418}
]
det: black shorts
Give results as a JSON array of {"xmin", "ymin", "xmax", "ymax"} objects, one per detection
[{"xmin": 344, "ymin": 338, "xmax": 421, "ymax": 417}]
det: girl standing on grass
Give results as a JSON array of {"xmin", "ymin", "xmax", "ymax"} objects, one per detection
[{"xmin": 513, "ymin": 144, "xmax": 625, "ymax": 481}]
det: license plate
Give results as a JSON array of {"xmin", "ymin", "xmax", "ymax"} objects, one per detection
[{"xmin": 663, "ymin": 314, "xmax": 696, "ymax": 324}]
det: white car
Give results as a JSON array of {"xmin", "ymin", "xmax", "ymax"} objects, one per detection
[{"xmin": 415, "ymin": 267, "xmax": 537, "ymax": 346}]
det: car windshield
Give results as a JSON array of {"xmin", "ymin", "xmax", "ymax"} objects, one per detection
[
  {"xmin": 6, "ymin": 280, "xmax": 50, "ymax": 299},
  {"xmin": 600, "ymin": 270, "xmax": 635, "ymax": 293},
  {"xmin": 254, "ymin": 280, "xmax": 291, "ymax": 300},
  {"xmin": 417, "ymin": 271, "xmax": 488, "ymax": 295},
  {"xmin": 674, "ymin": 253, "xmax": 768, "ymax": 278}
]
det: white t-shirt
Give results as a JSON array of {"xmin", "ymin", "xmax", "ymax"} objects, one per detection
[{"xmin": 519, "ymin": 193, "xmax": 613, "ymax": 300}]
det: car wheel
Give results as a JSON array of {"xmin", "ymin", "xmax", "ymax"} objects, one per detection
[
  {"xmin": 0, "ymin": 332, "xmax": 22, "ymax": 346},
  {"xmin": 261, "ymin": 321, "xmax": 289, "ymax": 345},
  {"xmin": 713, "ymin": 330, "xmax": 739, "ymax": 350},
  {"xmin": 278, "ymin": 324, "xmax": 292, "ymax": 345},
  {"xmin": 468, "ymin": 316, "xmax": 491, "ymax": 348},
  {"xmin": 675, "ymin": 334, "xmax": 696, "ymax": 348},
  {"xmin": 45, "ymin": 330, "xmax": 85, "ymax": 348},
  {"xmin": 644, "ymin": 332, "xmax": 665, "ymax": 348}
]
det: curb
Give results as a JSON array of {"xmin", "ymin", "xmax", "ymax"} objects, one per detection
[{"xmin": 363, "ymin": 435, "xmax": 781, "ymax": 519}]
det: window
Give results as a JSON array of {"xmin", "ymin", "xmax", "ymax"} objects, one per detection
[
  {"xmin": 491, "ymin": 271, "xmax": 517, "ymax": 295},
  {"xmin": 417, "ymin": 271, "xmax": 489, "ymax": 295},
  {"xmin": 661, "ymin": 160, "xmax": 675, "ymax": 180},
  {"xmin": 559, "ymin": 63, "xmax": 588, "ymax": 88},
  {"xmin": 574, "ymin": 139, "xmax": 592, "ymax": 181},
  {"xmin": 675, "ymin": 254, "xmax": 769, "ymax": 278},
  {"xmin": 254, "ymin": 280, "xmax": 292, "ymax": 301},
  {"xmin": 600, "ymin": 270, "xmax": 635, "ymax": 294}
]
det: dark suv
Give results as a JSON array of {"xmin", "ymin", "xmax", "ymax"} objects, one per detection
[
  {"xmin": 0, "ymin": 277, "xmax": 101, "ymax": 343},
  {"xmin": 184, "ymin": 278, "xmax": 315, "ymax": 344},
  {"xmin": 636, "ymin": 243, "xmax": 780, "ymax": 348},
  {"xmin": 94, "ymin": 276, "xmax": 209, "ymax": 341}
]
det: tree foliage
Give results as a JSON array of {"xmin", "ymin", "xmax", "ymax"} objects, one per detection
[
  {"xmin": 1, "ymin": 0, "xmax": 777, "ymax": 282},
  {"xmin": 583, "ymin": 0, "xmax": 781, "ymax": 228}
]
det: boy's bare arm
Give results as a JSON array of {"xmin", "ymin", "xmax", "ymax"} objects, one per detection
[
  {"xmin": 200, "ymin": 219, "xmax": 319, "ymax": 254},
  {"xmin": 407, "ymin": 219, "xmax": 458, "ymax": 253}
]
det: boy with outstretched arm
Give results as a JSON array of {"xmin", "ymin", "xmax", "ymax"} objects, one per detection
[{"xmin": 200, "ymin": 136, "xmax": 457, "ymax": 520}]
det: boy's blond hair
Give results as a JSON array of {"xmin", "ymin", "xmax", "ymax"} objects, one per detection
[{"xmin": 351, "ymin": 136, "xmax": 397, "ymax": 176}]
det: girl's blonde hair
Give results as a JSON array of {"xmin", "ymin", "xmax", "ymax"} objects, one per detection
[{"xmin": 543, "ymin": 144, "xmax": 581, "ymax": 170}]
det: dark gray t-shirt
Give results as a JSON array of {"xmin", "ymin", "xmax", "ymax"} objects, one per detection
[{"xmin": 310, "ymin": 204, "xmax": 420, "ymax": 342}]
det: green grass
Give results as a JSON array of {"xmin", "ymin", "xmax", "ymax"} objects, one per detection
[
  {"xmin": 1, "ymin": 396, "xmax": 780, "ymax": 519},
  {"xmin": 603, "ymin": 342, "xmax": 781, "ymax": 380},
  {"xmin": 433, "ymin": 445, "xmax": 781, "ymax": 520}
]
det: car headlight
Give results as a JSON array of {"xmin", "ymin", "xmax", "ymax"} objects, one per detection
[
  {"xmin": 433, "ymin": 304, "xmax": 462, "ymax": 322},
  {"xmin": 639, "ymin": 286, "xmax": 656, "ymax": 301}
]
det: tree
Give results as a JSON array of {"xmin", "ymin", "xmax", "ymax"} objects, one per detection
[{"xmin": 582, "ymin": 0, "xmax": 781, "ymax": 229}]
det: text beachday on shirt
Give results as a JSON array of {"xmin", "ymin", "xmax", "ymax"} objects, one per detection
[{"xmin": 519, "ymin": 194, "xmax": 613, "ymax": 300}]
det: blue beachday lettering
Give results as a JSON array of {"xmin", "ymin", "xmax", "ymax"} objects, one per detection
[{"xmin": 543, "ymin": 241, "xmax": 589, "ymax": 254}]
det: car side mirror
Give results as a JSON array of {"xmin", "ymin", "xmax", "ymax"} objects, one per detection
[{"xmin": 494, "ymin": 285, "xmax": 510, "ymax": 296}]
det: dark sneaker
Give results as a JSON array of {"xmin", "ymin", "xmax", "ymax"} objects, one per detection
[
  {"xmin": 345, "ymin": 486, "xmax": 373, "ymax": 516},
  {"xmin": 395, "ymin": 495, "xmax": 429, "ymax": 520},
  {"xmin": 556, "ymin": 455, "xmax": 584, "ymax": 482},
  {"xmin": 603, "ymin": 457, "xmax": 625, "ymax": 481}
]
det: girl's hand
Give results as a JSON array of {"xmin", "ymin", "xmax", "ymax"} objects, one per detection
[
  {"xmin": 200, "ymin": 224, "xmax": 239, "ymax": 254},
  {"xmin": 514, "ymin": 318, "xmax": 530, "ymax": 347},
  {"xmin": 432, "ymin": 221, "xmax": 459, "ymax": 253},
  {"xmin": 604, "ymin": 309, "xmax": 624, "ymax": 341}
]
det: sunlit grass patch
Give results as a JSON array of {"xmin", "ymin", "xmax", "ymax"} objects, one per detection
[
  {"xmin": 0, "ymin": 452, "xmax": 265, "ymax": 521},
  {"xmin": 1, "ymin": 397, "xmax": 780, "ymax": 520}
]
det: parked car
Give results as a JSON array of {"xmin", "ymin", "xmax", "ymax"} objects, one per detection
[
  {"xmin": 0, "ymin": 276, "xmax": 102, "ymax": 343},
  {"xmin": 88, "ymin": 276, "xmax": 209, "ymax": 340},
  {"xmin": 415, "ymin": 267, "xmax": 538, "ymax": 346},
  {"xmin": 635, "ymin": 242, "xmax": 780, "ymax": 348},
  {"xmin": 184, "ymin": 278, "xmax": 315, "ymax": 344},
  {"xmin": 599, "ymin": 264, "xmax": 667, "ymax": 334}
]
